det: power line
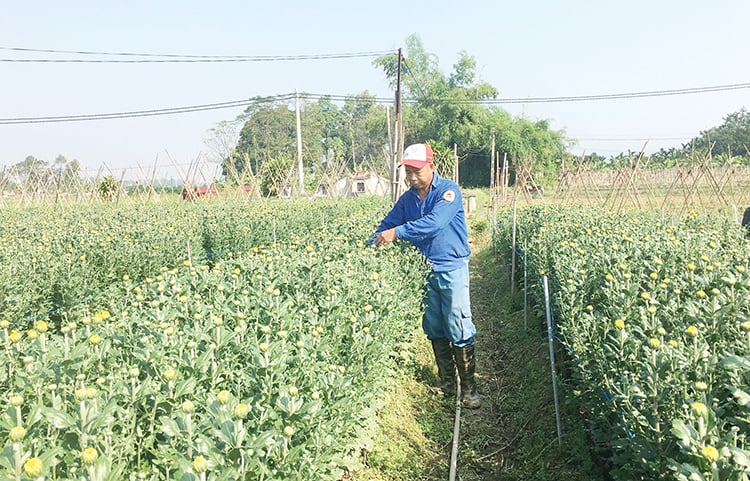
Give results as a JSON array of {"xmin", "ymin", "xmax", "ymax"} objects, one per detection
[
  {"xmin": 400, "ymin": 58, "xmax": 431, "ymax": 102},
  {"xmin": 574, "ymin": 136, "xmax": 693, "ymax": 141},
  {"xmin": 0, "ymin": 46, "xmax": 393, "ymax": 63},
  {"xmin": 2, "ymin": 81, "xmax": 748, "ymax": 125},
  {"xmin": 0, "ymin": 94, "xmax": 295, "ymax": 125},
  {"xmin": 415, "ymin": 82, "xmax": 750, "ymax": 104}
]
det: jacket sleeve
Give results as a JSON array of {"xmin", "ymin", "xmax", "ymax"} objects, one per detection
[
  {"xmin": 396, "ymin": 188, "xmax": 462, "ymax": 242},
  {"xmin": 369, "ymin": 199, "xmax": 406, "ymax": 244}
]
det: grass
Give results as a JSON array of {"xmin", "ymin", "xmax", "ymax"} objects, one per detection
[{"xmin": 350, "ymin": 189, "xmax": 605, "ymax": 481}]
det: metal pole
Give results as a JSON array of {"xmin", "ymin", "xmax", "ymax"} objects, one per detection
[
  {"xmin": 510, "ymin": 200, "xmax": 517, "ymax": 300},
  {"xmin": 543, "ymin": 275, "xmax": 563, "ymax": 445},
  {"xmin": 523, "ymin": 238, "xmax": 528, "ymax": 332},
  {"xmin": 295, "ymin": 89, "xmax": 304, "ymax": 193},
  {"xmin": 449, "ymin": 384, "xmax": 462, "ymax": 481}
]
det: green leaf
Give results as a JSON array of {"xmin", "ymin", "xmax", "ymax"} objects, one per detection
[
  {"xmin": 728, "ymin": 385, "xmax": 750, "ymax": 406},
  {"xmin": 39, "ymin": 406, "xmax": 76, "ymax": 429},
  {"xmin": 720, "ymin": 355, "xmax": 750, "ymax": 371},
  {"xmin": 671, "ymin": 419, "xmax": 698, "ymax": 446},
  {"xmin": 728, "ymin": 446, "xmax": 750, "ymax": 467},
  {"xmin": 161, "ymin": 418, "xmax": 181, "ymax": 437}
]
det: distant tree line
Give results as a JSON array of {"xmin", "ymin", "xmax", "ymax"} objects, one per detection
[
  {"xmin": 7, "ymin": 36, "xmax": 749, "ymax": 192},
  {"xmin": 575, "ymin": 108, "xmax": 750, "ymax": 170},
  {"xmin": 224, "ymin": 35, "xmax": 569, "ymax": 189}
]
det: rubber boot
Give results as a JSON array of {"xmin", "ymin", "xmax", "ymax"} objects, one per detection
[
  {"xmin": 431, "ymin": 339, "xmax": 457, "ymax": 398},
  {"xmin": 453, "ymin": 344, "xmax": 481, "ymax": 409}
]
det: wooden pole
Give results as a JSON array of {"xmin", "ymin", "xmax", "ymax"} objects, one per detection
[{"xmin": 453, "ymin": 143, "xmax": 459, "ymax": 184}]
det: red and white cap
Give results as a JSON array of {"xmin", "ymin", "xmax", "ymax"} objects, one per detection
[{"xmin": 399, "ymin": 143, "xmax": 434, "ymax": 168}]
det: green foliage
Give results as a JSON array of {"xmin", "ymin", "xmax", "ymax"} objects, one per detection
[
  {"xmin": 690, "ymin": 108, "xmax": 750, "ymax": 160},
  {"xmin": 0, "ymin": 198, "xmax": 430, "ymax": 480},
  {"xmin": 230, "ymin": 93, "xmax": 391, "ymax": 187},
  {"xmin": 374, "ymin": 34, "xmax": 568, "ymax": 187},
  {"xmin": 96, "ymin": 175, "xmax": 120, "ymax": 201},
  {"xmin": 505, "ymin": 205, "xmax": 750, "ymax": 480},
  {"xmin": 259, "ymin": 156, "xmax": 294, "ymax": 197},
  {"xmin": 224, "ymin": 35, "xmax": 571, "ymax": 189}
]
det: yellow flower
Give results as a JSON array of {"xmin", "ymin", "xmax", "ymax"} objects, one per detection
[
  {"xmin": 283, "ymin": 425, "xmax": 295, "ymax": 437},
  {"xmin": 701, "ymin": 445, "xmax": 719, "ymax": 463},
  {"xmin": 192, "ymin": 456, "xmax": 209, "ymax": 473},
  {"xmin": 233, "ymin": 403, "xmax": 250, "ymax": 419},
  {"xmin": 640, "ymin": 292, "xmax": 650, "ymax": 300},
  {"xmin": 89, "ymin": 333, "xmax": 102, "ymax": 345},
  {"xmin": 181, "ymin": 400, "xmax": 195, "ymax": 413},
  {"xmin": 9, "ymin": 425, "xmax": 27, "ymax": 441},
  {"xmin": 10, "ymin": 395, "xmax": 24, "ymax": 407},
  {"xmin": 649, "ymin": 272, "xmax": 658, "ymax": 280},
  {"xmin": 695, "ymin": 381, "xmax": 708, "ymax": 391},
  {"xmin": 686, "ymin": 325, "xmax": 698, "ymax": 337},
  {"xmin": 585, "ymin": 305, "xmax": 594, "ymax": 312},
  {"xmin": 604, "ymin": 274, "xmax": 613, "ymax": 281},
  {"xmin": 259, "ymin": 342, "xmax": 269, "ymax": 352},
  {"xmin": 691, "ymin": 402, "xmax": 708, "ymax": 417},
  {"xmin": 649, "ymin": 338, "xmax": 661, "ymax": 349},
  {"xmin": 34, "ymin": 320, "xmax": 48, "ymax": 333},
  {"xmin": 697, "ymin": 290, "xmax": 707, "ymax": 299},
  {"xmin": 163, "ymin": 368, "xmax": 176, "ymax": 380},
  {"xmin": 8, "ymin": 330, "xmax": 22, "ymax": 343},
  {"xmin": 363, "ymin": 304, "xmax": 373, "ymax": 312},
  {"xmin": 217, "ymin": 390, "xmax": 231, "ymax": 404},
  {"xmin": 82, "ymin": 447, "xmax": 98, "ymax": 464},
  {"xmin": 687, "ymin": 262, "xmax": 696, "ymax": 271},
  {"xmin": 741, "ymin": 321, "xmax": 750, "ymax": 332},
  {"xmin": 23, "ymin": 457, "xmax": 43, "ymax": 478}
]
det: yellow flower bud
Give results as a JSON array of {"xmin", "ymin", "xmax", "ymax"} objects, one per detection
[
  {"xmin": 82, "ymin": 447, "xmax": 98, "ymax": 465},
  {"xmin": 24, "ymin": 457, "xmax": 43, "ymax": 478}
]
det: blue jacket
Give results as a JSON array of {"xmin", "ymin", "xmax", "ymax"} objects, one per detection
[{"xmin": 371, "ymin": 173, "xmax": 471, "ymax": 272}]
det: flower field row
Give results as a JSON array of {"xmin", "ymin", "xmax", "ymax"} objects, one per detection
[
  {"xmin": 1, "ymin": 198, "xmax": 429, "ymax": 480},
  {"xmin": 502, "ymin": 205, "xmax": 750, "ymax": 480}
]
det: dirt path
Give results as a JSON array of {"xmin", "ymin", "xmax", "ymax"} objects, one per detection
[{"xmin": 455, "ymin": 242, "xmax": 600, "ymax": 481}]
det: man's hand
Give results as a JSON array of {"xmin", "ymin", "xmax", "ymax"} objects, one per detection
[{"xmin": 374, "ymin": 228, "xmax": 397, "ymax": 247}]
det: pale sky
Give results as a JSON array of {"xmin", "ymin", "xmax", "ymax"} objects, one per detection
[{"xmin": 2, "ymin": 0, "xmax": 748, "ymax": 179}]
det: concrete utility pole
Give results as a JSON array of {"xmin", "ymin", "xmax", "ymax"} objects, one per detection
[
  {"xmin": 391, "ymin": 48, "xmax": 403, "ymax": 204},
  {"xmin": 295, "ymin": 89, "xmax": 304, "ymax": 193}
]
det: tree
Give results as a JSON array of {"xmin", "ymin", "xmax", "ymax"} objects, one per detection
[
  {"xmin": 97, "ymin": 176, "xmax": 120, "ymax": 201},
  {"xmin": 231, "ymin": 98, "xmax": 297, "ymax": 176},
  {"xmin": 687, "ymin": 108, "xmax": 750, "ymax": 162},
  {"xmin": 374, "ymin": 34, "xmax": 568, "ymax": 186}
]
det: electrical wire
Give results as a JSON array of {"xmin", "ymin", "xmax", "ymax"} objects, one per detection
[
  {"xmin": 0, "ymin": 94, "xmax": 295, "ymax": 125},
  {"xmin": 1, "ymin": 81, "xmax": 748, "ymax": 125},
  {"xmin": 400, "ymin": 57, "xmax": 432, "ymax": 102},
  {"xmin": 0, "ymin": 46, "xmax": 393, "ymax": 63}
]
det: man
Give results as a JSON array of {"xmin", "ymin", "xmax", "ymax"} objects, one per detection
[{"xmin": 372, "ymin": 143, "xmax": 480, "ymax": 409}]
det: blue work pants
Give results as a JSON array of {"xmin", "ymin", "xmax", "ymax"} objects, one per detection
[{"xmin": 422, "ymin": 262, "xmax": 476, "ymax": 348}]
